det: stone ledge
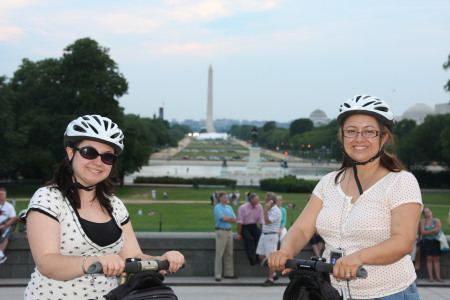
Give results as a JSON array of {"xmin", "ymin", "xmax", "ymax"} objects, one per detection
[{"xmin": 1, "ymin": 233, "xmax": 449, "ymax": 280}]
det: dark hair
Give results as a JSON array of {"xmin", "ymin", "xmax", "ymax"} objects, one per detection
[
  {"xmin": 248, "ymin": 193, "xmax": 258, "ymax": 201},
  {"xmin": 217, "ymin": 191, "xmax": 228, "ymax": 199},
  {"xmin": 46, "ymin": 155, "xmax": 117, "ymax": 215},
  {"xmin": 334, "ymin": 120, "xmax": 407, "ymax": 185}
]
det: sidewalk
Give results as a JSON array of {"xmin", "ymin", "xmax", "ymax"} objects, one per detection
[{"xmin": 2, "ymin": 276, "xmax": 450, "ymax": 300}]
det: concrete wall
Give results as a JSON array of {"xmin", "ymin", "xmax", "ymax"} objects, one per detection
[{"xmin": 1, "ymin": 232, "xmax": 449, "ymax": 279}]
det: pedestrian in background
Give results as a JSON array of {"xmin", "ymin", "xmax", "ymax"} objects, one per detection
[
  {"xmin": 214, "ymin": 191, "xmax": 237, "ymax": 282},
  {"xmin": 257, "ymin": 192, "xmax": 281, "ymax": 287},
  {"xmin": 0, "ymin": 187, "xmax": 17, "ymax": 264},
  {"xmin": 276, "ymin": 195, "xmax": 287, "ymax": 242},
  {"xmin": 236, "ymin": 193, "xmax": 264, "ymax": 265},
  {"xmin": 420, "ymin": 207, "xmax": 444, "ymax": 282}
]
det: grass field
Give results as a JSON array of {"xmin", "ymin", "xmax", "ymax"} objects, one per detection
[
  {"xmin": 171, "ymin": 139, "xmax": 274, "ymax": 161},
  {"xmin": 5, "ymin": 184, "xmax": 450, "ymax": 233}
]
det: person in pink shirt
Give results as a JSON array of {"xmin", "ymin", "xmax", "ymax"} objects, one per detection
[{"xmin": 236, "ymin": 193, "xmax": 264, "ymax": 265}]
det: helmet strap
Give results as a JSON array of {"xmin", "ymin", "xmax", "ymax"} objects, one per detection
[
  {"xmin": 67, "ymin": 153, "xmax": 96, "ymax": 191},
  {"xmin": 343, "ymin": 148, "xmax": 384, "ymax": 195},
  {"xmin": 72, "ymin": 180, "xmax": 96, "ymax": 191}
]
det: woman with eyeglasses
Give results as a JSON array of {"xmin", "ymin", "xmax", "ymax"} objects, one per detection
[
  {"xmin": 24, "ymin": 115, "xmax": 185, "ymax": 300},
  {"xmin": 268, "ymin": 95, "xmax": 422, "ymax": 299}
]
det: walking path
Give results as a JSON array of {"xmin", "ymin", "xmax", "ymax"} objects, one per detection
[
  {"xmin": 1, "ymin": 278, "xmax": 449, "ymax": 300},
  {"xmin": 150, "ymin": 137, "xmax": 192, "ymax": 160}
]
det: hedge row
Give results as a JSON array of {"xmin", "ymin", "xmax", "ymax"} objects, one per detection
[
  {"xmin": 134, "ymin": 176, "xmax": 237, "ymax": 188},
  {"xmin": 259, "ymin": 177, "xmax": 319, "ymax": 193},
  {"xmin": 411, "ymin": 170, "xmax": 450, "ymax": 188}
]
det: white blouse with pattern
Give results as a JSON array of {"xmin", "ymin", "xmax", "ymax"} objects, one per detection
[
  {"xmin": 313, "ymin": 170, "xmax": 422, "ymax": 299},
  {"xmin": 24, "ymin": 186, "xmax": 129, "ymax": 300}
]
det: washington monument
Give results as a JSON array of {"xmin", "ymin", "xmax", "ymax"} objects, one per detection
[{"xmin": 206, "ymin": 65, "xmax": 215, "ymax": 133}]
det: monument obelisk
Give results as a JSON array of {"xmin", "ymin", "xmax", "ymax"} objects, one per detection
[{"xmin": 206, "ymin": 65, "xmax": 215, "ymax": 133}]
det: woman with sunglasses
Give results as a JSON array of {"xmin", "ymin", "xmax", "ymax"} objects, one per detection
[
  {"xmin": 268, "ymin": 95, "xmax": 422, "ymax": 299},
  {"xmin": 24, "ymin": 115, "xmax": 185, "ymax": 300}
]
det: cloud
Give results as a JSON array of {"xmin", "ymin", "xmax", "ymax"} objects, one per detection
[
  {"xmin": 0, "ymin": 0, "xmax": 40, "ymax": 11},
  {"xmin": 166, "ymin": 0, "xmax": 280, "ymax": 22},
  {"xmin": 0, "ymin": 25, "xmax": 25, "ymax": 41},
  {"xmin": 145, "ymin": 39, "xmax": 243, "ymax": 56},
  {"xmin": 95, "ymin": 13, "xmax": 159, "ymax": 34}
]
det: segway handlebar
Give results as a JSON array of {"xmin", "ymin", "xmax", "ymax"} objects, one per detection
[
  {"xmin": 262, "ymin": 258, "xmax": 368, "ymax": 279},
  {"xmin": 87, "ymin": 259, "xmax": 183, "ymax": 275}
]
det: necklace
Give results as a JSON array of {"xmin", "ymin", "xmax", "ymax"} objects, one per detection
[{"xmin": 360, "ymin": 166, "xmax": 379, "ymax": 192}]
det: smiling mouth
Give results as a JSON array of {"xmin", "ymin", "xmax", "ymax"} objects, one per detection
[{"xmin": 87, "ymin": 168, "xmax": 102, "ymax": 174}]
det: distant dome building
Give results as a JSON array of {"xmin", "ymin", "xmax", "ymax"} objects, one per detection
[
  {"xmin": 309, "ymin": 109, "xmax": 330, "ymax": 127},
  {"xmin": 402, "ymin": 103, "xmax": 434, "ymax": 124},
  {"xmin": 435, "ymin": 102, "xmax": 450, "ymax": 115}
]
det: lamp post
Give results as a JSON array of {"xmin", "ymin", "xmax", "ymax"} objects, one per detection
[{"xmin": 250, "ymin": 126, "xmax": 259, "ymax": 147}]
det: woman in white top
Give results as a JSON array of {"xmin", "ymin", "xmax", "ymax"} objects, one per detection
[
  {"xmin": 268, "ymin": 95, "xmax": 422, "ymax": 299},
  {"xmin": 24, "ymin": 115, "xmax": 184, "ymax": 300}
]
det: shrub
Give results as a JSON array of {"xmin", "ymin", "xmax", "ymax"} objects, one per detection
[
  {"xmin": 134, "ymin": 176, "xmax": 237, "ymax": 189},
  {"xmin": 259, "ymin": 177, "xmax": 318, "ymax": 193}
]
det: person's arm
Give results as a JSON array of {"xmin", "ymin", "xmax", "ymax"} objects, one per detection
[
  {"xmin": 333, "ymin": 202, "xmax": 422, "ymax": 279},
  {"xmin": 419, "ymin": 218, "xmax": 441, "ymax": 236},
  {"xmin": 263, "ymin": 204, "xmax": 272, "ymax": 224},
  {"xmin": 235, "ymin": 223, "xmax": 243, "ymax": 240},
  {"xmin": 119, "ymin": 222, "xmax": 184, "ymax": 273},
  {"xmin": 221, "ymin": 216, "xmax": 237, "ymax": 223},
  {"xmin": 0, "ymin": 218, "xmax": 16, "ymax": 229},
  {"xmin": 27, "ymin": 210, "xmax": 125, "ymax": 279},
  {"xmin": 268, "ymin": 195, "xmax": 322, "ymax": 273}
]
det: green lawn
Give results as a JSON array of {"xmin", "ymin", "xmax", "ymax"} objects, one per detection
[
  {"xmin": 6, "ymin": 184, "xmax": 450, "ymax": 233},
  {"xmin": 171, "ymin": 139, "xmax": 275, "ymax": 161}
]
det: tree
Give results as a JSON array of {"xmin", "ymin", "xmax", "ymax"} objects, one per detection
[
  {"xmin": 228, "ymin": 124, "xmax": 255, "ymax": 141},
  {"xmin": 394, "ymin": 119, "xmax": 416, "ymax": 139},
  {"xmin": 0, "ymin": 76, "xmax": 25, "ymax": 179},
  {"xmin": 397, "ymin": 114, "xmax": 450, "ymax": 168},
  {"xmin": 263, "ymin": 121, "xmax": 277, "ymax": 132},
  {"xmin": 8, "ymin": 58, "xmax": 65, "ymax": 179},
  {"xmin": 289, "ymin": 118, "xmax": 314, "ymax": 136},
  {"xmin": 4, "ymin": 38, "xmax": 128, "ymax": 180},
  {"xmin": 59, "ymin": 38, "xmax": 128, "ymax": 122},
  {"xmin": 117, "ymin": 115, "xmax": 153, "ymax": 185},
  {"xmin": 170, "ymin": 124, "xmax": 192, "ymax": 141}
]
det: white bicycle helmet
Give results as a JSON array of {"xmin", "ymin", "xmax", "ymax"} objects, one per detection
[
  {"xmin": 64, "ymin": 115, "xmax": 124, "ymax": 154},
  {"xmin": 337, "ymin": 95, "xmax": 395, "ymax": 130}
]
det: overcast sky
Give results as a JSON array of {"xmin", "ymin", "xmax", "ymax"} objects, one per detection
[{"xmin": 1, "ymin": 0, "xmax": 449, "ymax": 123}]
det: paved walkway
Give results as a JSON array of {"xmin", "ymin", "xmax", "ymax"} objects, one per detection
[{"xmin": 2, "ymin": 277, "xmax": 449, "ymax": 299}]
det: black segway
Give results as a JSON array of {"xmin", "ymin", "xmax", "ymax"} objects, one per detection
[
  {"xmin": 88, "ymin": 258, "xmax": 184, "ymax": 300},
  {"xmin": 263, "ymin": 257, "xmax": 367, "ymax": 300}
]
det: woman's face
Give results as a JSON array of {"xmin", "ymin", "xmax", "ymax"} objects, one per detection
[
  {"xmin": 423, "ymin": 208, "xmax": 432, "ymax": 218},
  {"xmin": 66, "ymin": 140, "xmax": 114, "ymax": 187},
  {"xmin": 342, "ymin": 114, "xmax": 387, "ymax": 163}
]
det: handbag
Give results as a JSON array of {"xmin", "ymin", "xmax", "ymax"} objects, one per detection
[
  {"xmin": 437, "ymin": 230, "xmax": 449, "ymax": 252},
  {"xmin": 413, "ymin": 239, "xmax": 421, "ymax": 270}
]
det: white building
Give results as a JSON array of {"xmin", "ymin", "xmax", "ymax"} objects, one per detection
[
  {"xmin": 398, "ymin": 102, "xmax": 450, "ymax": 124},
  {"xmin": 309, "ymin": 109, "xmax": 330, "ymax": 127}
]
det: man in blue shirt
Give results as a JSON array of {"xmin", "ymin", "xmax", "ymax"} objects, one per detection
[{"xmin": 214, "ymin": 191, "xmax": 237, "ymax": 281}]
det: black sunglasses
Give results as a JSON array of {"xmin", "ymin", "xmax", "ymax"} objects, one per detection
[{"xmin": 74, "ymin": 146, "xmax": 118, "ymax": 165}]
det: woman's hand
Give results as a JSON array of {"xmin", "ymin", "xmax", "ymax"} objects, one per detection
[
  {"xmin": 267, "ymin": 250, "xmax": 293, "ymax": 275},
  {"xmin": 94, "ymin": 254, "xmax": 126, "ymax": 277},
  {"xmin": 160, "ymin": 251, "xmax": 185, "ymax": 273},
  {"xmin": 332, "ymin": 252, "xmax": 363, "ymax": 280}
]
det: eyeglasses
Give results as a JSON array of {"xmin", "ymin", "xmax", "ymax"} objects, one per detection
[
  {"xmin": 342, "ymin": 129, "xmax": 380, "ymax": 138},
  {"xmin": 75, "ymin": 146, "xmax": 118, "ymax": 165}
]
